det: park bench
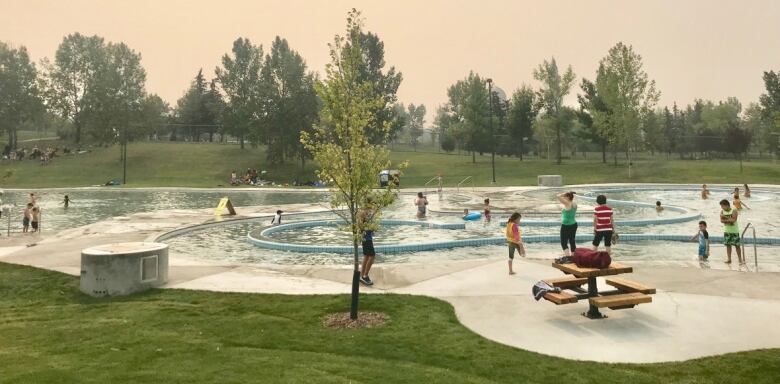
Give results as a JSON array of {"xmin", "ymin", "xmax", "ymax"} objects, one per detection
[
  {"xmin": 605, "ymin": 278, "xmax": 656, "ymax": 294},
  {"xmin": 543, "ymin": 291, "xmax": 578, "ymax": 305},
  {"xmin": 589, "ymin": 292, "xmax": 652, "ymax": 310},
  {"xmin": 543, "ymin": 276, "xmax": 588, "ymax": 289}
]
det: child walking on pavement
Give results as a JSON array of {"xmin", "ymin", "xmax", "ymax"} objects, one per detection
[
  {"xmin": 691, "ymin": 220, "xmax": 710, "ymax": 261},
  {"xmin": 505, "ymin": 212, "xmax": 525, "ymax": 275}
]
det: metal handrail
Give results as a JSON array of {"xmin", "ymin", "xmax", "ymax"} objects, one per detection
[
  {"xmin": 456, "ymin": 176, "xmax": 474, "ymax": 192},
  {"xmin": 741, "ymin": 223, "xmax": 758, "ymax": 271},
  {"xmin": 424, "ymin": 176, "xmax": 439, "ymax": 195}
]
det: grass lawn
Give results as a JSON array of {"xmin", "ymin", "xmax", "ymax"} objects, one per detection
[
  {"xmin": 0, "ymin": 141, "xmax": 778, "ymax": 188},
  {"xmin": 1, "ymin": 262, "xmax": 778, "ymax": 383}
]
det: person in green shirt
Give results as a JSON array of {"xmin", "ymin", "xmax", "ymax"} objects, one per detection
[
  {"xmin": 557, "ymin": 191, "xmax": 578, "ymax": 256},
  {"xmin": 719, "ymin": 199, "xmax": 743, "ymax": 264}
]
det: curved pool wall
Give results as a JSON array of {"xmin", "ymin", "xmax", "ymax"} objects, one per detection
[{"xmin": 244, "ymin": 219, "xmax": 780, "ymax": 255}]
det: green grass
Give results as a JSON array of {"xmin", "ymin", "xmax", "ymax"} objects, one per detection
[
  {"xmin": 1, "ymin": 262, "xmax": 778, "ymax": 383},
  {"xmin": 0, "ymin": 141, "xmax": 778, "ymax": 188}
]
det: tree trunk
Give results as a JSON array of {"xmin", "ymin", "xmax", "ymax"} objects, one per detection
[
  {"xmin": 602, "ymin": 141, "xmax": 607, "ymax": 163},
  {"xmin": 519, "ymin": 139, "xmax": 524, "ymax": 161},
  {"xmin": 556, "ymin": 125, "xmax": 562, "ymax": 165},
  {"xmin": 240, "ymin": 132, "xmax": 245, "ymax": 149},
  {"xmin": 74, "ymin": 120, "xmax": 82, "ymax": 144},
  {"xmin": 472, "ymin": 151, "xmax": 475, "ymax": 163}
]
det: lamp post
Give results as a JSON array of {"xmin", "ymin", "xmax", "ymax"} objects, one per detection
[{"xmin": 487, "ymin": 78, "xmax": 495, "ymax": 183}]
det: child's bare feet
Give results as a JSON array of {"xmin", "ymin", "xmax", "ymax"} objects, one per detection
[
  {"xmin": 509, "ymin": 271, "xmax": 516, "ymax": 275},
  {"xmin": 725, "ymin": 259, "xmax": 732, "ymax": 264}
]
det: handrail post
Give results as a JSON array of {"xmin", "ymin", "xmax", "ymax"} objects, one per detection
[{"xmin": 740, "ymin": 223, "xmax": 758, "ymax": 272}]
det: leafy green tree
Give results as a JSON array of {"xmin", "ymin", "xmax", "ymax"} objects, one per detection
[
  {"xmin": 174, "ymin": 69, "xmax": 213, "ymax": 141},
  {"xmin": 216, "ymin": 38, "xmax": 265, "ymax": 149},
  {"xmin": 595, "ymin": 43, "xmax": 659, "ymax": 175},
  {"xmin": 724, "ymin": 122, "xmax": 751, "ymax": 172},
  {"xmin": 743, "ymin": 102, "xmax": 769, "ymax": 157},
  {"xmin": 137, "ymin": 94, "xmax": 169, "ymax": 140},
  {"xmin": 262, "ymin": 36, "xmax": 319, "ymax": 165},
  {"xmin": 43, "ymin": 33, "xmax": 106, "ymax": 144},
  {"xmin": 406, "ymin": 103, "xmax": 426, "ymax": 150},
  {"xmin": 533, "ymin": 57, "xmax": 576, "ymax": 164},
  {"xmin": 0, "ymin": 42, "xmax": 43, "ymax": 149},
  {"xmin": 506, "ymin": 85, "xmax": 536, "ymax": 160},
  {"xmin": 344, "ymin": 26, "xmax": 402, "ymax": 144},
  {"xmin": 84, "ymin": 41, "xmax": 147, "ymax": 143},
  {"xmin": 576, "ymin": 78, "xmax": 609, "ymax": 162},
  {"xmin": 433, "ymin": 105, "xmax": 456, "ymax": 152},
  {"xmin": 759, "ymin": 70, "xmax": 780, "ymax": 158},
  {"xmin": 301, "ymin": 9, "xmax": 402, "ymax": 320},
  {"xmin": 447, "ymin": 71, "xmax": 491, "ymax": 163}
]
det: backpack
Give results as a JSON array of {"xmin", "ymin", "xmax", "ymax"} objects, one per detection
[{"xmin": 573, "ymin": 248, "xmax": 612, "ymax": 269}]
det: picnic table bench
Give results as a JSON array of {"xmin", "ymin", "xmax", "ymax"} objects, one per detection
[{"xmin": 544, "ymin": 261, "xmax": 655, "ymax": 319}]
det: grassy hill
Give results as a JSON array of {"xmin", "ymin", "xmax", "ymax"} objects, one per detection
[{"xmin": 1, "ymin": 141, "xmax": 778, "ymax": 188}]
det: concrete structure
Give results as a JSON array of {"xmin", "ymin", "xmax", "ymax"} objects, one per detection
[
  {"xmin": 537, "ymin": 174, "xmax": 563, "ymax": 187},
  {"xmin": 80, "ymin": 242, "xmax": 169, "ymax": 297}
]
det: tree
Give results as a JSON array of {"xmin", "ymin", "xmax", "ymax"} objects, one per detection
[
  {"xmin": 301, "ymin": 9, "xmax": 402, "ymax": 320},
  {"xmin": 174, "ymin": 69, "xmax": 216, "ymax": 141},
  {"xmin": 0, "ymin": 42, "xmax": 43, "ymax": 149},
  {"xmin": 506, "ymin": 85, "xmax": 536, "ymax": 160},
  {"xmin": 759, "ymin": 70, "xmax": 780, "ymax": 158},
  {"xmin": 137, "ymin": 94, "xmax": 169, "ymax": 140},
  {"xmin": 216, "ymin": 38, "xmax": 265, "ymax": 149},
  {"xmin": 406, "ymin": 103, "xmax": 426, "ymax": 149},
  {"xmin": 743, "ymin": 102, "xmax": 769, "ymax": 157},
  {"xmin": 533, "ymin": 57, "xmax": 576, "ymax": 164},
  {"xmin": 447, "ymin": 72, "xmax": 491, "ymax": 162},
  {"xmin": 724, "ymin": 122, "xmax": 751, "ymax": 172},
  {"xmin": 577, "ymin": 78, "xmax": 609, "ymax": 162},
  {"xmin": 43, "ymin": 33, "xmax": 106, "ymax": 144},
  {"xmin": 433, "ymin": 105, "xmax": 456, "ymax": 152},
  {"xmin": 262, "ymin": 36, "xmax": 319, "ymax": 165},
  {"xmin": 595, "ymin": 42, "xmax": 660, "ymax": 176},
  {"xmin": 345, "ymin": 27, "xmax": 402, "ymax": 144}
]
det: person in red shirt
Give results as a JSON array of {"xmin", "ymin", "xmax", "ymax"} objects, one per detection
[{"xmin": 592, "ymin": 194, "xmax": 614, "ymax": 254}]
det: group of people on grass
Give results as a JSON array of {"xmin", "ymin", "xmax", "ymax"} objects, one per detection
[
  {"xmin": 229, "ymin": 168, "xmax": 265, "ymax": 186},
  {"xmin": 2, "ymin": 145, "xmax": 62, "ymax": 165}
]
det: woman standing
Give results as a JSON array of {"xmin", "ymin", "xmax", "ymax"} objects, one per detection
[{"xmin": 557, "ymin": 192, "xmax": 578, "ymax": 256}]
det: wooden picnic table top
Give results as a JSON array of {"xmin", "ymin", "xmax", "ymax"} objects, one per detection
[{"xmin": 552, "ymin": 262, "xmax": 633, "ymax": 278}]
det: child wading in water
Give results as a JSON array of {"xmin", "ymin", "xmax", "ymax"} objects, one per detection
[
  {"xmin": 505, "ymin": 212, "xmax": 525, "ymax": 275},
  {"xmin": 483, "ymin": 198, "xmax": 491, "ymax": 222},
  {"xmin": 691, "ymin": 220, "xmax": 710, "ymax": 261},
  {"xmin": 720, "ymin": 199, "xmax": 743, "ymax": 264}
]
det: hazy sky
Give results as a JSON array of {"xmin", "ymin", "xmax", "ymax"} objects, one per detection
[{"xmin": 3, "ymin": 0, "xmax": 780, "ymax": 120}]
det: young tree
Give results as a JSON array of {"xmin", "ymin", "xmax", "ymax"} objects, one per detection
[
  {"xmin": 0, "ymin": 42, "xmax": 43, "ymax": 149},
  {"xmin": 301, "ymin": 9, "xmax": 402, "ymax": 320},
  {"xmin": 137, "ymin": 94, "xmax": 169, "ymax": 140},
  {"xmin": 724, "ymin": 122, "xmax": 752, "ymax": 172},
  {"xmin": 577, "ymin": 78, "xmax": 610, "ymax": 162},
  {"xmin": 595, "ymin": 42, "xmax": 660, "ymax": 176},
  {"xmin": 533, "ymin": 57, "xmax": 576, "ymax": 164},
  {"xmin": 506, "ymin": 85, "xmax": 536, "ymax": 160},
  {"xmin": 216, "ymin": 38, "xmax": 265, "ymax": 149}
]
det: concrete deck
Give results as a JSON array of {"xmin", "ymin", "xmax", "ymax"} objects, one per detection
[{"xmin": 1, "ymin": 195, "xmax": 779, "ymax": 363}]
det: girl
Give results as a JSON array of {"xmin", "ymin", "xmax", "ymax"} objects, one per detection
[
  {"xmin": 701, "ymin": 184, "xmax": 710, "ymax": 200},
  {"xmin": 505, "ymin": 212, "xmax": 524, "ymax": 275},
  {"xmin": 483, "ymin": 198, "xmax": 491, "ymax": 222},
  {"xmin": 733, "ymin": 188, "xmax": 749, "ymax": 210},
  {"xmin": 743, "ymin": 184, "xmax": 751, "ymax": 198},
  {"xmin": 557, "ymin": 192, "xmax": 577, "ymax": 256}
]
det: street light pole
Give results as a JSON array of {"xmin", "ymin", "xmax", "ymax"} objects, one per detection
[
  {"xmin": 487, "ymin": 78, "xmax": 495, "ymax": 183},
  {"xmin": 123, "ymin": 124, "xmax": 128, "ymax": 185}
]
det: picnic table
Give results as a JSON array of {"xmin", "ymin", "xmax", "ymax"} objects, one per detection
[{"xmin": 544, "ymin": 262, "xmax": 655, "ymax": 319}]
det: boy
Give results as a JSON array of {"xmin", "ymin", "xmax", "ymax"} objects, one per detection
[
  {"xmin": 691, "ymin": 220, "xmax": 710, "ymax": 260},
  {"xmin": 31, "ymin": 207, "xmax": 40, "ymax": 233},
  {"xmin": 270, "ymin": 210, "xmax": 283, "ymax": 225},
  {"xmin": 592, "ymin": 195, "xmax": 614, "ymax": 254},
  {"xmin": 22, "ymin": 203, "xmax": 32, "ymax": 233},
  {"xmin": 719, "ymin": 199, "xmax": 743, "ymax": 264},
  {"xmin": 505, "ymin": 212, "xmax": 524, "ymax": 275},
  {"xmin": 655, "ymin": 201, "xmax": 664, "ymax": 212}
]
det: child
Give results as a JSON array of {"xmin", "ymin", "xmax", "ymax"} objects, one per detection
[
  {"xmin": 691, "ymin": 220, "xmax": 710, "ymax": 261},
  {"xmin": 483, "ymin": 198, "xmax": 491, "ymax": 222},
  {"xmin": 62, "ymin": 195, "xmax": 70, "ymax": 208},
  {"xmin": 720, "ymin": 199, "xmax": 743, "ymax": 264},
  {"xmin": 743, "ymin": 184, "xmax": 751, "ymax": 198},
  {"xmin": 655, "ymin": 201, "xmax": 664, "ymax": 212},
  {"xmin": 22, "ymin": 203, "xmax": 32, "ymax": 233},
  {"xmin": 592, "ymin": 194, "xmax": 614, "ymax": 254},
  {"xmin": 31, "ymin": 207, "xmax": 40, "ymax": 233},
  {"xmin": 733, "ymin": 187, "xmax": 749, "ymax": 210},
  {"xmin": 271, "ymin": 210, "xmax": 283, "ymax": 225},
  {"xmin": 414, "ymin": 192, "xmax": 428, "ymax": 218},
  {"xmin": 505, "ymin": 212, "xmax": 525, "ymax": 275},
  {"xmin": 701, "ymin": 184, "xmax": 710, "ymax": 200},
  {"xmin": 462, "ymin": 208, "xmax": 469, "ymax": 219}
]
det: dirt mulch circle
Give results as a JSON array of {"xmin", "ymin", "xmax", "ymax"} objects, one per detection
[{"xmin": 322, "ymin": 311, "xmax": 389, "ymax": 329}]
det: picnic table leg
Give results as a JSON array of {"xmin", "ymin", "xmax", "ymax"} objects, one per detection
[{"xmin": 583, "ymin": 276, "xmax": 606, "ymax": 319}]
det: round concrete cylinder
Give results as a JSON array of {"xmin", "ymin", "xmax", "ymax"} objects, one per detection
[
  {"xmin": 538, "ymin": 175, "xmax": 563, "ymax": 187},
  {"xmin": 80, "ymin": 242, "xmax": 169, "ymax": 297}
]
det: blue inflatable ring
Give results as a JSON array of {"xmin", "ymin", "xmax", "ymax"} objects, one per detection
[{"xmin": 463, "ymin": 212, "xmax": 482, "ymax": 221}]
